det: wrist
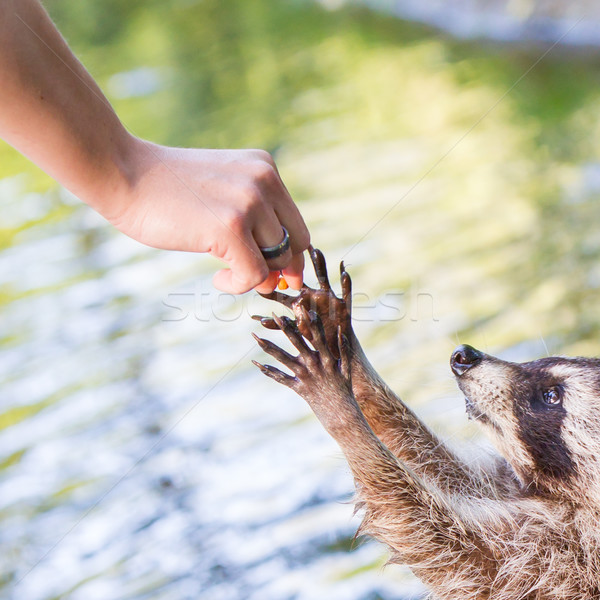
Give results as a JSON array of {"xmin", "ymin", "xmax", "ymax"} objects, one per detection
[{"xmin": 81, "ymin": 132, "xmax": 149, "ymax": 223}]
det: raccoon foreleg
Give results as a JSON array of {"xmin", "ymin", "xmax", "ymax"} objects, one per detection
[
  {"xmin": 256, "ymin": 245, "xmax": 481, "ymax": 495},
  {"xmin": 253, "ymin": 310, "xmax": 499, "ymax": 598},
  {"xmin": 346, "ymin": 339, "xmax": 490, "ymax": 496}
]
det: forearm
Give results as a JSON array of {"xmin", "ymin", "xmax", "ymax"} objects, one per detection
[{"xmin": 0, "ymin": 0, "xmax": 136, "ymax": 216}]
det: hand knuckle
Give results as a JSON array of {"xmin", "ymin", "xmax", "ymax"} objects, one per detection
[
  {"xmin": 222, "ymin": 209, "xmax": 246, "ymax": 235},
  {"xmin": 251, "ymin": 149, "xmax": 275, "ymax": 166},
  {"xmin": 242, "ymin": 183, "xmax": 266, "ymax": 212},
  {"xmin": 252, "ymin": 161, "xmax": 278, "ymax": 188}
]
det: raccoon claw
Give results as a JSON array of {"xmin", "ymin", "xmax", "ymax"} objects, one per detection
[
  {"xmin": 309, "ymin": 244, "xmax": 331, "ymax": 290},
  {"xmin": 251, "ymin": 314, "xmax": 280, "ymax": 330},
  {"xmin": 253, "ymin": 305, "xmax": 352, "ymax": 402},
  {"xmin": 258, "ymin": 290, "xmax": 295, "ymax": 308},
  {"xmin": 340, "ymin": 261, "xmax": 352, "ymax": 314},
  {"xmin": 255, "ymin": 246, "xmax": 354, "ymax": 360},
  {"xmin": 251, "ymin": 331, "xmax": 296, "ymax": 366},
  {"xmin": 251, "ymin": 360, "xmax": 296, "ymax": 386}
]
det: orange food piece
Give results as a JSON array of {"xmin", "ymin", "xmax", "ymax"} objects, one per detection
[{"xmin": 277, "ymin": 275, "xmax": 289, "ymax": 290}]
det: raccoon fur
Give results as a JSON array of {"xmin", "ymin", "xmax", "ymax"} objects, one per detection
[{"xmin": 253, "ymin": 247, "xmax": 600, "ymax": 600}]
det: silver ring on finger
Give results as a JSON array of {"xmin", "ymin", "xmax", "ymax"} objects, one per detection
[{"xmin": 259, "ymin": 226, "xmax": 290, "ymax": 260}]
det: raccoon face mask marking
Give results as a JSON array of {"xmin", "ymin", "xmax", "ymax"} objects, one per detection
[{"xmin": 450, "ymin": 347, "xmax": 600, "ymax": 491}]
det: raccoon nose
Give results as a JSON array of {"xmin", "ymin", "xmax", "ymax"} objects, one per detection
[{"xmin": 451, "ymin": 344, "xmax": 483, "ymax": 376}]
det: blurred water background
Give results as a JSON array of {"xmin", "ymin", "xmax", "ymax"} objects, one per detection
[{"xmin": 3, "ymin": 0, "xmax": 600, "ymax": 598}]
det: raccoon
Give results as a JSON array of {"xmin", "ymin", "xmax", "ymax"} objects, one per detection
[{"xmin": 252, "ymin": 246, "xmax": 600, "ymax": 600}]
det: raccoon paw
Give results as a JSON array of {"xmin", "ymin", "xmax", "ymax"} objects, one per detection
[
  {"xmin": 252, "ymin": 307, "xmax": 354, "ymax": 419},
  {"xmin": 253, "ymin": 245, "xmax": 353, "ymax": 359}
]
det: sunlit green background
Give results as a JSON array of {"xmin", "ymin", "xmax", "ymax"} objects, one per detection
[{"xmin": 3, "ymin": 1, "xmax": 600, "ymax": 598}]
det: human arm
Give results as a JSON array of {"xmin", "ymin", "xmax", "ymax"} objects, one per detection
[{"xmin": 0, "ymin": 0, "xmax": 309, "ymax": 293}]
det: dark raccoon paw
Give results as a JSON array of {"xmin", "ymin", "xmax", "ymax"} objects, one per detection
[
  {"xmin": 257, "ymin": 245, "xmax": 353, "ymax": 359},
  {"xmin": 252, "ymin": 308, "xmax": 352, "ymax": 407}
]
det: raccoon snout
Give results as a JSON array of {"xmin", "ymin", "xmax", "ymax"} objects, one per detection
[{"xmin": 451, "ymin": 344, "xmax": 483, "ymax": 376}]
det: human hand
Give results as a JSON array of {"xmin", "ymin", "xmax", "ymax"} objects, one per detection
[
  {"xmin": 0, "ymin": 1, "xmax": 308, "ymax": 293},
  {"xmin": 103, "ymin": 140, "xmax": 310, "ymax": 294},
  {"xmin": 0, "ymin": 1, "xmax": 310, "ymax": 293}
]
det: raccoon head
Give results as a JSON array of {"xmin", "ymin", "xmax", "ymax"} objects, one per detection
[{"xmin": 451, "ymin": 344, "xmax": 600, "ymax": 501}]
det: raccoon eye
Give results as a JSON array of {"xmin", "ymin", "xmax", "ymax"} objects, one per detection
[{"xmin": 542, "ymin": 387, "xmax": 562, "ymax": 406}]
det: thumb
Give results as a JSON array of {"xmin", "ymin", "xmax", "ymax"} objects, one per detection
[
  {"xmin": 212, "ymin": 268, "xmax": 259, "ymax": 294},
  {"xmin": 212, "ymin": 235, "xmax": 269, "ymax": 293}
]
